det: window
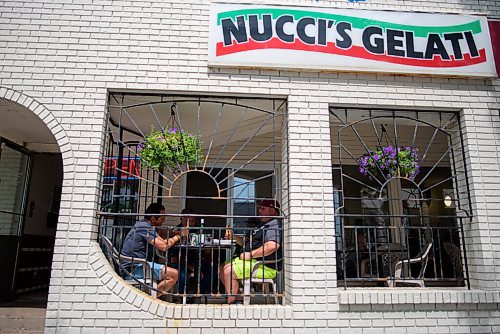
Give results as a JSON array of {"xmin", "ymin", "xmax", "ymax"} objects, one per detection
[
  {"xmin": 331, "ymin": 107, "xmax": 470, "ymax": 288},
  {"xmin": 231, "ymin": 169, "xmax": 275, "ymax": 233},
  {"xmin": 99, "ymin": 93, "xmax": 287, "ymax": 304}
]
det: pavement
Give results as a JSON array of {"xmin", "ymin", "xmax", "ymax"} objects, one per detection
[
  {"xmin": 0, "ymin": 307, "xmax": 46, "ymax": 334},
  {"xmin": 0, "ymin": 290, "xmax": 47, "ymax": 334}
]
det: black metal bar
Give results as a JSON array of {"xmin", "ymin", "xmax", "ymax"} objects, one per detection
[
  {"xmin": 113, "ymin": 124, "xmax": 124, "ymax": 221},
  {"xmin": 457, "ymin": 113, "xmax": 473, "ymax": 218},
  {"xmin": 157, "ymin": 167, "xmax": 163, "ymax": 205},
  {"xmin": 458, "ymin": 217, "xmax": 471, "ymax": 289}
]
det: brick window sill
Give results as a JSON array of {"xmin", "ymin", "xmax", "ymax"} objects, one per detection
[
  {"xmin": 91, "ymin": 242, "xmax": 293, "ymax": 319},
  {"xmin": 338, "ymin": 288, "xmax": 500, "ymax": 305}
]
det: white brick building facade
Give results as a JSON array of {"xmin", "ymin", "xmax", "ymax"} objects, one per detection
[{"xmin": 1, "ymin": 0, "xmax": 500, "ymax": 333}]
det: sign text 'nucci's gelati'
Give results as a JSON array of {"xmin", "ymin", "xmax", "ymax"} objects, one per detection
[{"xmin": 208, "ymin": 4, "xmax": 497, "ymax": 77}]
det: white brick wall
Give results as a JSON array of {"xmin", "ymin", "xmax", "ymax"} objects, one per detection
[{"xmin": 1, "ymin": 0, "xmax": 500, "ymax": 333}]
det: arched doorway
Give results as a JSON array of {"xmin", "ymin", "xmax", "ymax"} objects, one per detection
[{"xmin": 0, "ymin": 95, "xmax": 63, "ymax": 304}]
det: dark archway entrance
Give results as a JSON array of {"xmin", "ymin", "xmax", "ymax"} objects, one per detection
[{"xmin": 0, "ymin": 98, "xmax": 63, "ymax": 305}]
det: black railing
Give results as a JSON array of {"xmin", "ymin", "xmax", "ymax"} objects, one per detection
[
  {"xmin": 337, "ymin": 222, "xmax": 468, "ymax": 288},
  {"xmin": 99, "ymin": 215, "xmax": 283, "ymax": 304}
]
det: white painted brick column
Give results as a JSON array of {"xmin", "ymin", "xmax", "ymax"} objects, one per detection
[
  {"xmin": 286, "ymin": 98, "xmax": 337, "ymax": 308},
  {"xmin": 460, "ymin": 105, "xmax": 500, "ymax": 290}
]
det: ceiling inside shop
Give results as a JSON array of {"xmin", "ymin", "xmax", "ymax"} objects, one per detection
[
  {"xmin": 0, "ymin": 98, "xmax": 59, "ymax": 153},
  {"xmin": 107, "ymin": 94, "xmax": 287, "ymax": 148}
]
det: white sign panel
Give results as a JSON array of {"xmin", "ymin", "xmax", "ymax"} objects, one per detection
[{"xmin": 208, "ymin": 3, "xmax": 497, "ymax": 77}]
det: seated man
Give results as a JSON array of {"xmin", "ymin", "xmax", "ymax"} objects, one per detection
[
  {"xmin": 220, "ymin": 199, "xmax": 282, "ymax": 304},
  {"xmin": 120, "ymin": 203, "xmax": 186, "ymax": 296}
]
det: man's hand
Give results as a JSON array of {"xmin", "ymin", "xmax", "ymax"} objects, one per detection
[
  {"xmin": 239, "ymin": 252, "xmax": 252, "ymax": 261},
  {"xmin": 180, "ymin": 228, "xmax": 188, "ymax": 238},
  {"xmin": 224, "ymin": 228, "xmax": 233, "ymax": 240},
  {"xmin": 225, "ymin": 228, "xmax": 245, "ymax": 246}
]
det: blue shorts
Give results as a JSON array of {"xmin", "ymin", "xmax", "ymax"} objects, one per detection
[{"xmin": 128, "ymin": 262, "xmax": 163, "ymax": 280}]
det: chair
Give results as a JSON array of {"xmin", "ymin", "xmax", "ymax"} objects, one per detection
[
  {"xmin": 101, "ymin": 236, "xmax": 159, "ymax": 297},
  {"xmin": 387, "ymin": 242, "xmax": 433, "ymax": 287},
  {"xmin": 241, "ymin": 260, "xmax": 280, "ymax": 305},
  {"xmin": 443, "ymin": 242, "xmax": 464, "ymax": 286}
]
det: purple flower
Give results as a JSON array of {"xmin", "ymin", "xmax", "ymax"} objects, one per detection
[
  {"xmin": 359, "ymin": 145, "xmax": 420, "ymax": 180},
  {"xmin": 168, "ymin": 127, "xmax": 178, "ymax": 133}
]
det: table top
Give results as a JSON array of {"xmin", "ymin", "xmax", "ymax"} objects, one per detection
[
  {"xmin": 173, "ymin": 239, "xmax": 235, "ymax": 249},
  {"xmin": 376, "ymin": 243, "xmax": 407, "ymax": 252}
]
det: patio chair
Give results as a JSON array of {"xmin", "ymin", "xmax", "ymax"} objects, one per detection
[
  {"xmin": 443, "ymin": 242, "xmax": 464, "ymax": 286},
  {"xmin": 387, "ymin": 242, "xmax": 433, "ymax": 287},
  {"xmin": 101, "ymin": 236, "xmax": 159, "ymax": 297},
  {"xmin": 241, "ymin": 260, "xmax": 280, "ymax": 305}
]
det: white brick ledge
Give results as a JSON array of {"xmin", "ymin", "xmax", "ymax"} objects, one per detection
[
  {"xmin": 338, "ymin": 288, "xmax": 500, "ymax": 305},
  {"xmin": 89, "ymin": 242, "xmax": 294, "ymax": 320}
]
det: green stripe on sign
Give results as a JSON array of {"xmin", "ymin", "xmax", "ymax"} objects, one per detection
[{"xmin": 216, "ymin": 8, "xmax": 482, "ymax": 37}]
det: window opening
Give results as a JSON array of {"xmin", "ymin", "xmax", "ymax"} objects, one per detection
[
  {"xmin": 98, "ymin": 93, "xmax": 287, "ymax": 305},
  {"xmin": 331, "ymin": 107, "xmax": 471, "ymax": 289}
]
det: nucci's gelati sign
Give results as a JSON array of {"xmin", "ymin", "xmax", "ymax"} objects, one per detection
[{"xmin": 208, "ymin": 4, "xmax": 497, "ymax": 77}]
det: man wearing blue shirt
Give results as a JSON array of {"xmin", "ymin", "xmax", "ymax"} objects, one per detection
[{"xmin": 121, "ymin": 203, "xmax": 186, "ymax": 295}]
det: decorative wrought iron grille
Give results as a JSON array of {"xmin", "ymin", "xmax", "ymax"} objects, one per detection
[
  {"xmin": 98, "ymin": 93, "xmax": 287, "ymax": 304},
  {"xmin": 330, "ymin": 107, "xmax": 471, "ymax": 289}
]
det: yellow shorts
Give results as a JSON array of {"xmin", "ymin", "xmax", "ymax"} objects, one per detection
[{"xmin": 228, "ymin": 258, "xmax": 277, "ymax": 280}]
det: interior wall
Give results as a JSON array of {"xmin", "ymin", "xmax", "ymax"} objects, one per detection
[
  {"xmin": 0, "ymin": 145, "xmax": 28, "ymax": 235},
  {"xmin": 23, "ymin": 153, "xmax": 63, "ymax": 237}
]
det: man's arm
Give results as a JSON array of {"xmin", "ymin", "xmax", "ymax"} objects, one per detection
[
  {"xmin": 240, "ymin": 241, "xmax": 280, "ymax": 260},
  {"xmin": 148, "ymin": 235, "xmax": 181, "ymax": 252},
  {"xmin": 149, "ymin": 228, "xmax": 187, "ymax": 252}
]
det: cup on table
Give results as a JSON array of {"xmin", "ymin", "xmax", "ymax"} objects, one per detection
[
  {"xmin": 190, "ymin": 234, "xmax": 206, "ymax": 246},
  {"xmin": 189, "ymin": 234, "xmax": 198, "ymax": 246}
]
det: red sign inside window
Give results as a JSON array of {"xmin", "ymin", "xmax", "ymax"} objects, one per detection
[{"xmin": 104, "ymin": 158, "xmax": 141, "ymax": 178}]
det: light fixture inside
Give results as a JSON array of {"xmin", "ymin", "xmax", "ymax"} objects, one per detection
[{"xmin": 444, "ymin": 195, "xmax": 453, "ymax": 208}]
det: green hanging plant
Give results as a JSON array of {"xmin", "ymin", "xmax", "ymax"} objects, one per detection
[{"xmin": 136, "ymin": 127, "xmax": 203, "ymax": 171}]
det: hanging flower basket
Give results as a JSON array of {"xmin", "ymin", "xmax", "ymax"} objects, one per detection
[
  {"xmin": 358, "ymin": 145, "xmax": 420, "ymax": 180},
  {"xmin": 136, "ymin": 128, "xmax": 202, "ymax": 171}
]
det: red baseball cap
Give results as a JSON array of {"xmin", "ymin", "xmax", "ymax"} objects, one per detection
[{"xmin": 258, "ymin": 199, "xmax": 280, "ymax": 209}]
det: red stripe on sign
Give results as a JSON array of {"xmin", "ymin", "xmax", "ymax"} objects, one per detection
[
  {"xmin": 488, "ymin": 20, "xmax": 500, "ymax": 77},
  {"xmin": 216, "ymin": 38, "xmax": 486, "ymax": 68}
]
